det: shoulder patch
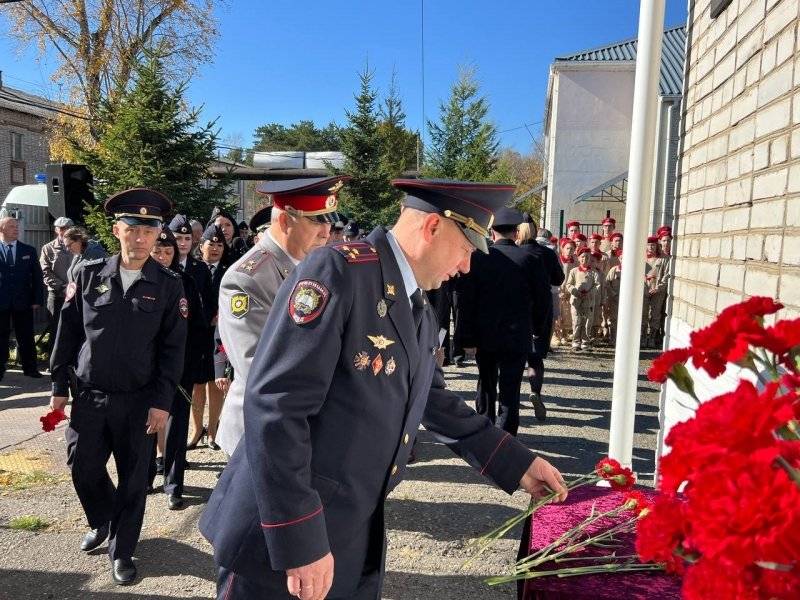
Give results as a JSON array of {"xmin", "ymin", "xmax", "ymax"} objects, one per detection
[
  {"xmin": 230, "ymin": 293, "xmax": 250, "ymax": 318},
  {"xmin": 288, "ymin": 279, "xmax": 330, "ymax": 325},
  {"xmin": 331, "ymin": 242, "xmax": 378, "ymax": 264},
  {"xmin": 236, "ymin": 250, "xmax": 273, "ymax": 276},
  {"xmin": 65, "ymin": 281, "xmax": 77, "ymax": 302}
]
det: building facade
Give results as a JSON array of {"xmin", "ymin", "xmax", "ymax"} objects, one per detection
[
  {"xmin": 542, "ymin": 27, "xmax": 686, "ymax": 237},
  {"xmin": 662, "ymin": 0, "xmax": 800, "ymax": 451}
]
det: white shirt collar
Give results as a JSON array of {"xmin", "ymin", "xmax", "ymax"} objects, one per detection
[{"xmin": 386, "ymin": 230, "xmax": 419, "ymax": 305}]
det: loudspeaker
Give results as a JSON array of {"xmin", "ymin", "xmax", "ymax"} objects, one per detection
[{"xmin": 45, "ymin": 163, "xmax": 94, "ymax": 224}]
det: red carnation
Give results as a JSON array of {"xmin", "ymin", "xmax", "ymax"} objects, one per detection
[
  {"xmin": 595, "ymin": 457, "xmax": 623, "ymax": 477},
  {"xmin": 635, "ymin": 494, "xmax": 693, "ymax": 575},
  {"xmin": 647, "ymin": 347, "xmax": 691, "ymax": 383},
  {"xmin": 40, "ymin": 409, "xmax": 67, "ymax": 432},
  {"xmin": 622, "ymin": 490, "xmax": 652, "ymax": 515},
  {"xmin": 607, "ymin": 467, "xmax": 636, "ymax": 490}
]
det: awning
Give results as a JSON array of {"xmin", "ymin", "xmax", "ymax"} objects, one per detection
[{"xmin": 573, "ymin": 172, "xmax": 628, "ymax": 204}]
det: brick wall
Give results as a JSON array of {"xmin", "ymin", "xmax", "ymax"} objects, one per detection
[
  {"xmin": 672, "ymin": 0, "xmax": 800, "ymax": 332},
  {"xmin": 0, "ymin": 107, "xmax": 52, "ymax": 202}
]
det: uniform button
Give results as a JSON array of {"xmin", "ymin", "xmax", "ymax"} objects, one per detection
[
  {"xmin": 403, "ymin": 433, "xmax": 409, "ymax": 444},
  {"xmin": 391, "ymin": 465, "xmax": 398, "ymax": 476}
]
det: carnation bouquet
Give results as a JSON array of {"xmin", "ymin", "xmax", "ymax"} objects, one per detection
[{"xmin": 471, "ymin": 297, "xmax": 800, "ymax": 599}]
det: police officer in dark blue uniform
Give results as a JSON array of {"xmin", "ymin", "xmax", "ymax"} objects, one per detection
[
  {"xmin": 169, "ymin": 214, "xmax": 214, "ymax": 326},
  {"xmin": 49, "ymin": 188, "xmax": 187, "ymax": 585},
  {"xmin": 200, "ymin": 179, "xmax": 568, "ymax": 600},
  {"xmin": 458, "ymin": 207, "xmax": 550, "ymax": 436}
]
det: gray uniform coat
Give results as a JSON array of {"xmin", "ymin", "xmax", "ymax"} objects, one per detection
[{"xmin": 216, "ymin": 233, "xmax": 297, "ymax": 455}]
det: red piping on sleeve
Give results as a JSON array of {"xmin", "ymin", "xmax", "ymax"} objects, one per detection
[
  {"xmin": 261, "ymin": 506, "xmax": 323, "ymax": 529},
  {"xmin": 480, "ymin": 433, "xmax": 511, "ymax": 476}
]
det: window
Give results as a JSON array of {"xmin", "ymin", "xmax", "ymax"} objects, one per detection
[{"xmin": 11, "ymin": 132, "xmax": 23, "ymax": 160}]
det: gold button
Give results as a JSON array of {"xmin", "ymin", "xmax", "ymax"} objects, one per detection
[
  {"xmin": 391, "ymin": 465, "xmax": 398, "ymax": 476},
  {"xmin": 403, "ymin": 433, "xmax": 409, "ymax": 444}
]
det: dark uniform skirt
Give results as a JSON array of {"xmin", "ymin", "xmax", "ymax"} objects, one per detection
[{"xmin": 197, "ymin": 326, "xmax": 216, "ymax": 383}]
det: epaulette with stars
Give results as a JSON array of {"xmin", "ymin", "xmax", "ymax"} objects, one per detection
[
  {"xmin": 236, "ymin": 250, "xmax": 273, "ymax": 276},
  {"xmin": 331, "ymin": 241, "xmax": 379, "ymax": 264}
]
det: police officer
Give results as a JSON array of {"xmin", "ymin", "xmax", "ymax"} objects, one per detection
[
  {"xmin": 200, "ymin": 179, "xmax": 568, "ymax": 600},
  {"xmin": 250, "ymin": 205, "xmax": 272, "ymax": 245},
  {"xmin": 49, "ymin": 189, "xmax": 187, "ymax": 585},
  {"xmin": 216, "ymin": 176, "xmax": 346, "ymax": 455},
  {"xmin": 169, "ymin": 214, "xmax": 214, "ymax": 324},
  {"xmin": 459, "ymin": 207, "xmax": 549, "ymax": 434},
  {"xmin": 342, "ymin": 219, "xmax": 360, "ymax": 242}
]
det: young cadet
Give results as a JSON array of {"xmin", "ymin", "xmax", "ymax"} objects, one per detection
[
  {"xmin": 643, "ymin": 236, "xmax": 669, "ymax": 348},
  {"xmin": 565, "ymin": 246, "xmax": 600, "ymax": 351},
  {"xmin": 599, "ymin": 217, "xmax": 617, "ymax": 254},
  {"xmin": 565, "ymin": 219, "xmax": 581, "ymax": 240},
  {"xmin": 200, "ymin": 179, "xmax": 568, "ymax": 600},
  {"xmin": 605, "ymin": 252, "xmax": 623, "ymax": 343},
  {"xmin": 555, "ymin": 238, "xmax": 577, "ymax": 346},
  {"xmin": 49, "ymin": 189, "xmax": 186, "ymax": 584}
]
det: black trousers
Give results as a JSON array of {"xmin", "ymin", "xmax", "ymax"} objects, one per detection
[
  {"xmin": 46, "ymin": 293, "xmax": 64, "ymax": 357},
  {"xmin": 475, "ymin": 350, "xmax": 526, "ymax": 436},
  {"xmin": 65, "ymin": 388, "xmax": 151, "ymax": 561},
  {"xmin": 163, "ymin": 390, "xmax": 190, "ymax": 496},
  {"xmin": 0, "ymin": 308, "xmax": 36, "ymax": 373},
  {"xmin": 527, "ymin": 354, "xmax": 545, "ymax": 395}
]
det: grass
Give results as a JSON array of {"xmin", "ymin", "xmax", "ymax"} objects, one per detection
[
  {"xmin": 8, "ymin": 515, "xmax": 49, "ymax": 531},
  {"xmin": 0, "ymin": 469, "xmax": 63, "ymax": 491}
]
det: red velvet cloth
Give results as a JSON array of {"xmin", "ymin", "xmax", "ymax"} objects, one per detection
[{"xmin": 518, "ymin": 485, "xmax": 682, "ymax": 600}]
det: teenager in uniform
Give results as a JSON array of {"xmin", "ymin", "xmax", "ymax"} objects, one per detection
[{"xmin": 565, "ymin": 246, "xmax": 600, "ymax": 351}]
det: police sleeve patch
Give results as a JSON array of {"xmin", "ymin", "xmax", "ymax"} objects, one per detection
[
  {"xmin": 65, "ymin": 282, "xmax": 77, "ymax": 302},
  {"xmin": 288, "ymin": 279, "xmax": 330, "ymax": 325},
  {"xmin": 230, "ymin": 293, "xmax": 250, "ymax": 319}
]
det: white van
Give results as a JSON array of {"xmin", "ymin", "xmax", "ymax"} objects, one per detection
[{"xmin": 1, "ymin": 181, "xmax": 52, "ymax": 252}]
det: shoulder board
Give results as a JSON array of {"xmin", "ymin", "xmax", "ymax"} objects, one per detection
[
  {"xmin": 236, "ymin": 249, "xmax": 274, "ymax": 275},
  {"xmin": 331, "ymin": 242, "xmax": 379, "ymax": 264},
  {"xmin": 157, "ymin": 263, "xmax": 181, "ymax": 278},
  {"xmin": 82, "ymin": 257, "xmax": 106, "ymax": 267}
]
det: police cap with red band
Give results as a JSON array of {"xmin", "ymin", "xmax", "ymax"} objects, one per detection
[{"xmin": 256, "ymin": 176, "xmax": 349, "ymax": 224}]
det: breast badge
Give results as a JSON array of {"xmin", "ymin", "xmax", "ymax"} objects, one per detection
[
  {"xmin": 376, "ymin": 299, "xmax": 387, "ymax": 318},
  {"xmin": 230, "ymin": 293, "xmax": 250, "ymax": 319},
  {"xmin": 367, "ymin": 334, "xmax": 395, "ymax": 350},
  {"xmin": 179, "ymin": 298, "xmax": 189, "ymax": 319},
  {"xmin": 384, "ymin": 357, "xmax": 396, "ymax": 375},
  {"xmin": 95, "ymin": 283, "xmax": 110, "ymax": 294},
  {"xmin": 353, "ymin": 351, "xmax": 370, "ymax": 371},
  {"xmin": 289, "ymin": 280, "xmax": 330, "ymax": 325},
  {"xmin": 371, "ymin": 353, "xmax": 384, "ymax": 376}
]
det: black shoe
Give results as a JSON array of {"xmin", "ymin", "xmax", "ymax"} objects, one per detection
[
  {"xmin": 186, "ymin": 426, "xmax": 207, "ymax": 450},
  {"xmin": 168, "ymin": 494, "xmax": 184, "ymax": 510},
  {"xmin": 209, "ymin": 440, "xmax": 220, "ymax": 451},
  {"xmin": 155, "ymin": 456, "xmax": 164, "ymax": 475},
  {"xmin": 80, "ymin": 525, "xmax": 109, "ymax": 552},
  {"xmin": 112, "ymin": 558, "xmax": 137, "ymax": 585},
  {"xmin": 530, "ymin": 393, "xmax": 547, "ymax": 422},
  {"xmin": 24, "ymin": 370, "xmax": 43, "ymax": 378},
  {"xmin": 146, "ymin": 484, "xmax": 157, "ymax": 495}
]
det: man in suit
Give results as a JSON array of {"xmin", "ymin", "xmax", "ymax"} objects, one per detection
[
  {"xmin": 200, "ymin": 180, "xmax": 568, "ymax": 600},
  {"xmin": 458, "ymin": 208, "xmax": 550, "ymax": 435},
  {"xmin": 216, "ymin": 176, "xmax": 347, "ymax": 455},
  {"xmin": 0, "ymin": 215, "xmax": 45, "ymax": 380}
]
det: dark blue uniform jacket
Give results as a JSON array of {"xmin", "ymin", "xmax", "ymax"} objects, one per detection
[
  {"xmin": 0, "ymin": 241, "xmax": 44, "ymax": 310},
  {"xmin": 199, "ymin": 228, "xmax": 536, "ymax": 596}
]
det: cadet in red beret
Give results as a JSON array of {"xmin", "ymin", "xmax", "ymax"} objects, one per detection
[
  {"xmin": 566, "ymin": 219, "xmax": 581, "ymax": 240},
  {"xmin": 574, "ymin": 232, "xmax": 588, "ymax": 249},
  {"xmin": 555, "ymin": 238, "xmax": 577, "ymax": 346},
  {"xmin": 565, "ymin": 246, "xmax": 600, "ymax": 350},
  {"xmin": 600, "ymin": 217, "xmax": 617, "ymax": 253},
  {"xmin": 643, "ymin": 235, "xmax": 669, "ymax": 348}
]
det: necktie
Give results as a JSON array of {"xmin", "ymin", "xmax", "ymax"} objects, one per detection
[
  {"xmin": 411, "ymin": 288, "xmax": 425, "ymax": 332},
  {"xmin": 4, "ymin": 244, "xmax": 13, "ymax": 266}
]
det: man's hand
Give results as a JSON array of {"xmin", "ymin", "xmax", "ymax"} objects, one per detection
[
  {"xmin": 520, "ymin": 456, "xmax": 568, "ymax": 502},
  {"xmin": 286, "ymin": 552, "xmax": 334, "ymax": 600},
  {"xmin": 50, "ymin": 396, "xmax": 68, "ymax": 411},
  {"xmin": 145, "ymin": 407, "xmax": 170, "ymax": 434},
  {"xmin": 215, "ymin": 377, "xmax": 230, "ymax": 393}
]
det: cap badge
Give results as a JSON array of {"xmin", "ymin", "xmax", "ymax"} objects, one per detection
[
  {"xmin": 353, "ymin": 351, "xmax": 370, "ymax": 371},
  {"xmin": 326, "ymin": 195, "xmax": 338, "ymax": 209},
  {"xmin": 367, "ymin": 334, "xmax": 395, "ymax": 350},
  {"xmin": 376, "ymin": 299, "xmax": 387, "ymax": 318},
  {"xmin": 371, "ymin": 353, "xmax": 384, "ymax": 376},
  {"xmin": 328, "ymin": 180, "xmax": 344, "ymax": 194},
  {"xmin": 384, "ymin": 357, "xmax": 396, "ymax": 376},
  {"xmin": 140, "ymin": 207, "xmax": 147, "ymax": 215}
]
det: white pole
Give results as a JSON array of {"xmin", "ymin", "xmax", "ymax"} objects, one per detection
[{"xmin": 608, "ymin": 0, "xmax": 666, "ymax": 466}]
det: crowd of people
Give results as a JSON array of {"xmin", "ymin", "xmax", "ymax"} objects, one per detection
[{"xmin": 1, "ymin": 178, "xmax": 674, "ymax": 598}]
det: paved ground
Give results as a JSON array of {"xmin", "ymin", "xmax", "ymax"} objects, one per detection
[{"xmin": 0, "ymin": 344, "xmax": 661, "ymax": 599}]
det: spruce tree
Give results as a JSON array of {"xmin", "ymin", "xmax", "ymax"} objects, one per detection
[
  {"xmin": 338, "ymin": 66, "xmax": 399, "ymax": 229},
  {"xmin": 424, "ymin": 67, "xmax": 501, "ymax": 182},
  {"xmin": 74, "ymin": 52, "xmax": 231, "ymax": 249}
]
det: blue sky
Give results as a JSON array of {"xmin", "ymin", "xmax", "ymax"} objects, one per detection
[{"xmin": 0, "ymin": 0, "xmax": 687, "ymax": 153}]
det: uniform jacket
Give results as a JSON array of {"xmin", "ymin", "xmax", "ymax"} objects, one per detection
[
  {"xmin": 40, "ymin": 238, "xmax": 73, "ymax": 296},
  {"xmin": 177, "ymin": 269, "xmax": 207, "ymax": 390},
  {"xmin": 216, "ymin": 233, "xmax": 297, "ymax": 455},
  {"xmin": 566, "ymin": 265, "xmax": 600, "ymax": 312},
  {"xmin": 50, "ymin": 255, "xmax": 187, "ymax": 411},
  {"xmin": 458, "ymin": 238, "xmax": 550, "ymax": 352},
  {"xmin": 67, "ymin": 241, "xmax": 108, "ymax": 283},
  {"xmin": 0, "ymin": 240, "xmax": 44, "ymax": 310},
  {"xmin": 199, "ymin": 228, "xmax": 535, "ymax": 596},
  {"xmin": 605, "ymin": 264, "xmax": 622, "ymax": 304},
  {"xmin": 183, "ymin": 255, "xmax": 214, "ymax": 326},
  {"xmin": 645, "ymin": 256, "xmax": 669, "ymax": 295}
]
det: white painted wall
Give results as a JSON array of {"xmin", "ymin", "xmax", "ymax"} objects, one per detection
[{"xmin": 544, "ymin": 65, "xmax": 636, "ymax": 235}]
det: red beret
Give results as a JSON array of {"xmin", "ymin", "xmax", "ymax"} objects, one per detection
[
  {"xmin": 656, "ymin": 225, "xmax": 672, "ymax": 235},
  {"xmin": 658, "ymin": 230, "xmax": 672, "ymax": 239},
  {"xmin": 602, "ymin": 217, "xmax": 616, "ymax": 226},
  {"xmin": 589, "ymin": 233, "xmax": 602, "ymax": 240},
  {"xmin": 647, "ymin": 236, "xmax": 659, "ymax": 244},
  {"xmin": 610, "ymin": 232, "xmax": 623, "ymax": 240},
  {"xmin": 565, "ymin": 220, "xmax": 581, "ymax": 228},
  {"xmin": 576, "ymin": 247, "xmax": 591, "ymax": 256},
  {"xmin": 549, "ymin": 235, "xmax": 558, "ymax": 243},
  {"xmin": 574, "ymin": 233, "xmax": 587, "ymax": 241},
  {"xmin": 559, "ymin": 237, "xmax": 575, "ymax": 247}
]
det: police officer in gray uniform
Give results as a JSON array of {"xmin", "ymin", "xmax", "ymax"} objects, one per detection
[
  {"xmin": 215, "ymin": 176, "xmax": 347, "ymax": 455},
  {"xmin": 200, "ymin": 179, "xmax": 568, "ymax": 600}
]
